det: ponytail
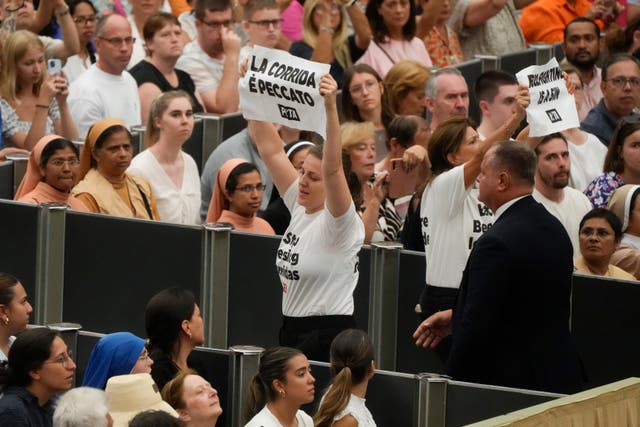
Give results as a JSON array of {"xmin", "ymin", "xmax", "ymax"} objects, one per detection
[
  {"xmin": 313, "ymin": 366, "xmax": 353, "ymax": 427},
  {"xmin": 244, "ymin": 374, "xmax": 271, "ymax": 423}
]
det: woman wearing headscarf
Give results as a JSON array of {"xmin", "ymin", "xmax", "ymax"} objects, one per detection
[
  {"xmin": 14, "ymin": 135, "xmax": 88, "ymax": 210},
  {"xmin": 206, "ymin": 158, "xmax": 275, "ymax": 234},
  {"xmin": 82, "ymin": 332, "xmax": 154, "ymax": 389},
  {"xmin": 72, "ymin": 118, "xmax": 161, "ymax": 220}
]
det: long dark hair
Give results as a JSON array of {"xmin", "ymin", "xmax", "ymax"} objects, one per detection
[
  {"xmin": 245, "ymin": 347, "xmax": 303, "ymax": 422},
  {"xmin": 604, "ymin": 116, "xmax": 640, "ymax": 174},
  {"xmin": 0, "ymin": 273, "xmax": 19, "ymax": 307},
  {"xmin": 145, "ymin": 288, "xmax": 197, "ymax": 356},
  {"xmin": 366, "ymin": 0, "xmax": 417, "ymax": 42},
  {"xmin": 66, "ymin": 0, "xmax": 98, "ymax": 64}
]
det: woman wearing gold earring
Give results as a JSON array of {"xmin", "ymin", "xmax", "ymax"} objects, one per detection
[
  {"xmin": 245, "ymin": 347, "xmax": 316, "ymax": 426},
  {"xmin": 0, "ymin": 273, "xmax": 33, "ymax": 364}
]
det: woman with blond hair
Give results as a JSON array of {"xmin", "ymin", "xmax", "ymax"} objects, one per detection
[
  {"xmin": 0, "ymin": 30, "xmax": 77, "ymax": 150},
  {"xmin": 383, "ymin": 60, "xmax": 430, "ymax": 120},
  {"xmin": 129, "ymin": 90, "xmax": 200, "ymax": 224},
  {"xmin": 289, "ymin": 0, "xmax": 371, "ymax": 88},
  {"xmin": 315, "ymin": 329, "xmax": 376, "ymax": 427}
]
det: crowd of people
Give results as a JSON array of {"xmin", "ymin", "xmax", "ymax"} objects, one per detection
[{"xmin": 2, "ymin": 0, "xmax": 640, "ymax": 423}]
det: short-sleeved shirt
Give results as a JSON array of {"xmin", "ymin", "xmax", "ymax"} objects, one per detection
[
  {"xmin": 278, "ymin": 179, "xmax": 365, "ymax": 317},
  {"xmin": 421, "ymin": 164, "xmax": 493, "ymax": 288},
  {"xmin": 129, "ymin": 60, "xmax": 204, "ymax": 113},
  {"xmin": 176, "ymin": 41, "xmax": 224, "ymax": 94}
]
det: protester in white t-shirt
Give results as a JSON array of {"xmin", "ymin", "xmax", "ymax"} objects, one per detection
[
  {"xmin": 248, "ymin": 74, "xmax": 365, "ymax": 362},
  {"xmin": 418, "ymin": 86, "xmax": 529, "ymax": 347}
]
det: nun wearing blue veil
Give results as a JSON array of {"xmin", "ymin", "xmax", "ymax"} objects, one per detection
[{"xmin": 82, "ymin": 332, "xmax": 154, "ymax": 389}]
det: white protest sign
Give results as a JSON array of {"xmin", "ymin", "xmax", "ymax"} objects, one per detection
[
  {"xmin": 239, "ymin": 46, "xmax": 331, "ymax": 139},
  {"xmin": 516, "ymin": 58, "xmax": 580, "ymax": 137}
]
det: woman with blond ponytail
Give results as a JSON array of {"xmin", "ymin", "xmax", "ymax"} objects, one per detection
[{"xmin": 314, "ymin": 329, "xmax": 376, "ymax": 427}]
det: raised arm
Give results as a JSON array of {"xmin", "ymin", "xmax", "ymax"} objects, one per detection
[
  {"xmin": 462, "ymin": 0, "xmax": 507, "ymax": 28},
  {"xmin": 320, "ymin": 74, "xmax": 352, "ymax": 217},
  {"xmin": 51, "ymin": 0, "xmax": 81, "ymax": 59},
  {"xmin": 343, "ymin": 0, "xmax": 371, "ymax": 49},
  {"xmin": 461, "ymin": 84, "xmax": 529, "ymax": 188},
  {"xmin": 247, "ymin": 120, "xmax": 298, "ymax": 195}
]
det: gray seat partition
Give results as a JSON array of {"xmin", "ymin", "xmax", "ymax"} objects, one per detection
[
  {"xmin": 454, "ymin": 59, "xmax": 484, "ymax": 125},
  {"xmin": 0, "ymin": 162, "xmax": 14, "ymax": 200},
  {"xmin": 0, "ymin": 200, "xmax": 39, "ymax": 305},
  {"xmin": 226, "ymin": 232, "xmax": 371, "ymax": 348},
  {"xmin": 63, "ymin": 211, "xmax": 203, "ymax": 337},
  {"xmin": 499, "ymin": 49, "xmax": 538, "ymax": 76},
  {"xmin": 444, "ymin": 380, "xmax": 561, "ymax": 426},
  {"xmin": 396, "ymin": 249, "xmax": 445, "ymax": 375},
  {"xmin": 571, "ymin": 273, "xmax": 640, "ymax": 388},
  {"xmin": 181, "ymin": 117, "xmax": 205, "ymax": 174}
]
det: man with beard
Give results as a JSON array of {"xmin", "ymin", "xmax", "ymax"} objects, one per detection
[
  {"xmin": 425, "ymin": 68, "xmax": 469, "ymax": 132},
  {"xmin": 581, "ymin": 53, "xmax": 640, "ymax": 145},
  {"xmin": 532, "ymin": 133, "xmax": 592, "ymax": 257},
  {"xmin": 177, "ymin": 0, "xmax": 241, "ymax": 113},
  {"xmin": 563, "ymin": 18, "xmax": 603, "ymax": 120}
]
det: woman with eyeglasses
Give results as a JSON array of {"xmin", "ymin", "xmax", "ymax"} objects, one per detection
[
  {"xmin": 129, "ymin": 90, "xmax": 201, "ymax": 224},
  {"xmin": 72, "ymin": 118, "xmax": 161, "ymax": 219},
  {"xmin": 0, "ymin": 273, "xmax": 32, "ymax": 364},
  {"xmin": 206, "ymin": 158, "xmax": 275, "ymax": 234},
  {"xmin": 355, "ymin": 0, "xmax": 431, "ymax": 79},
  {"xmin": 0, "ymin": 328, "xmax": 76, "ymax": 425},
  {"xmin": 0, "ymin": 30, "xmax": 78, "ymax": 150},
  {"xmin": 289, "ymin": 0, "xmax": 372, "ymax": 88},
  {"xmin": 130, "ymin": 12, "xmax": 204, "ymax": 124},
  {"xmin": 585, "ymin": 116, "xmax": 640, "ymax": 208},
  {"xmin": 62, "ymin": 0, "xmax": 98, "ymax": 84},
  {"xmin": 82, "ymin": 332, "xmax": 154, "ymax": 390},
  {"xmin": 14, "ymin": 135, "xmax": 88, "ymax": 210}
]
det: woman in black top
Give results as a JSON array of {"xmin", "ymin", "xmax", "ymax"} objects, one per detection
[{"xmin": 130, "ymin": 12, "xmax": 204, "ymax": 123}]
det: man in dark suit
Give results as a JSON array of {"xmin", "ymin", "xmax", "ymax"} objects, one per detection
[{"xmin": 413, "ymin": 140, "xmax": 584, "ymax": 394}]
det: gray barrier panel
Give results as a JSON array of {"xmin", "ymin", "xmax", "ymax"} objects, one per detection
[
  {"xmin": 499, "ymin": 49, "xmax": 538, "ymax": 76},
  {"xmin": 63, "ymin": 212, "xmax": 203, "ymax": 336},
  {"xmin": 444, "ymin": 380, "xmax": 561, "ymax": 427},
  {"xmin": 554, "ymin": 43, "xmax": 564, "ymax": 61},
  {"xmin": 0, "ymin": 200, "xmax": 39, "ymax": 300},
  {"xmin": 396, "ymin": 250, "xmax": 445, "ymax": 374},
  {"xmin": 220, "ymin": 113, "xmax": 248, "ymax": 141},
  {"xmin": 455, "ymin": 59, "xmax": 483, "ymax": 125},
  {"xmin": 228, "ymin": 232, "xmax": 282, "ymax": 348},
  {"xmin": 0, "ymin": 162, "xmax": 13, "ymax": 200},
  {"xmin": 182, "ymin": 118, "xmax": 205, "ymax": 174},
  {"xmin": 571, "ymin": 273, "xmax": 640, "ymax": 388}
]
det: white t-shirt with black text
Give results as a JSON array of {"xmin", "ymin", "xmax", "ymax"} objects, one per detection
[
  {"xmin": 420, "ymin": 165, "xmax": 493, "ymax": 288},
  {"xmin": 277, "ymin": 179, "xmax": 365, "ymax": 317}
]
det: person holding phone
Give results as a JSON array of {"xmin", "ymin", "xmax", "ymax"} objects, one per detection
[{"xmin": 0, "ymin": 30, "xmax": 78, "ymax": 150}]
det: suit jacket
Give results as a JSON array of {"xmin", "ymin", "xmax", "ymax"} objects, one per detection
[{"xmin": 447, "ymin": 195, "xmax": 584, "ymax": 394}]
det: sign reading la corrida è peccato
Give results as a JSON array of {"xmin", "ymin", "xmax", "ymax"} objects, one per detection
[{"xmin": 239, "ymin": 45, "xmax": 331, "ymax": 139}]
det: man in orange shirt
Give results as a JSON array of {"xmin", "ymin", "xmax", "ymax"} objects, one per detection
[{"xmin": 519, "ymin": 0, "xmax": 612, "ymax": 43}]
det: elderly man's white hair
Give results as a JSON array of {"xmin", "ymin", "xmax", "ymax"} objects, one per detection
[{"xmin": 53, "ymin": 387, "xmax": 111, "ymax": 427}]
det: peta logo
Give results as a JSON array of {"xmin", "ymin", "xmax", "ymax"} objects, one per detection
[
  {"xmin": 545, "ymin": 109, "xmax": 562, "ymax": 123},
  {"xmin": 278, "ymin": 104, "xmax": 300, "ymax": 121}
]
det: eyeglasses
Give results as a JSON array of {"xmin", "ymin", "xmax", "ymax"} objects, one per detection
[
  {"xmin": 73, "ymin": 15, "xmax": 97, "ymax": 25},
  {"xmin": 98, "ymin": 36, "xmax": 136, "ymax": 46},
  {"xmin": 4, "ymin": 0, "xmax": 29, "ymax": 13},
  {"xmin": 247, "ymin": 18, "xmax": 282, "ymax": 29},
  {"xmin": 49, "ymin": 158, "xmax": 80, "ymax": 167},
  {"xmin": 235, "ymin": 183, "xmax": 266, "ymax": 193},
  {"xmin": 199, "ymin": 19, "xmax": 232, "ymax": 30},
  {"xmin": 605, "ymin": 76, "xmax": 640, "ymax": 89},
  {"xmin": 45, "ymin": 351, "xmax": 75, "ymax": 368},
  {"xmin": 349, "ymin": 80, "xmax": 378, "ymax": 96}
]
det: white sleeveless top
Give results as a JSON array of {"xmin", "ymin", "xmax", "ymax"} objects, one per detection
[{"xmin": 335, "ymin": 394, "xmax": 376, "ymax": 426}]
